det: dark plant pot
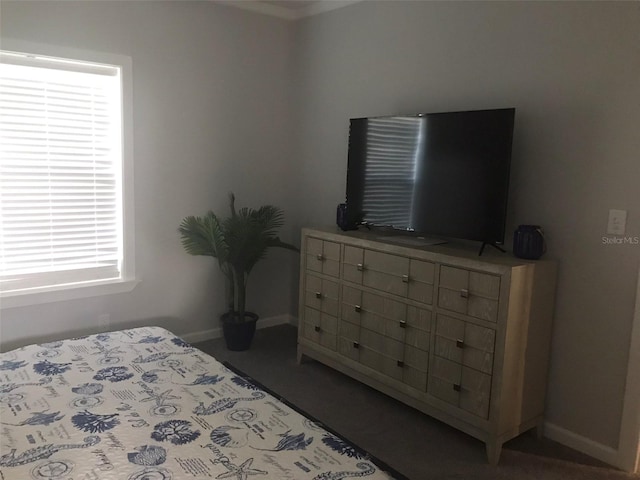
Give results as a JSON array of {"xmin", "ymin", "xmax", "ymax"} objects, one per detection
[{"xmin": 221, "ymin": 312, "xmax": 259, "ymax": 351}]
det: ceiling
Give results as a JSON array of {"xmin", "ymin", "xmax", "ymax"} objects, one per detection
[{"xmin": 222, "ymin": 0, "xmax": 362, "ymax": 20}]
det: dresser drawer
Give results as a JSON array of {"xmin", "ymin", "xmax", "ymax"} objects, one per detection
[
  {"xmin": 403, "ymin": 366, "xmax": 428, "ymax": 391},
  {"xmin": 404, "ymin": 344, "xmax": 429, "ymax": 372},
  {"xmin": 408, "ymin": 259, "xmax": 435, "ymax": 304},
  {"xmin": 459, "ymin": 367, "xmax": 493, "ymax": 419},
  {"xmin": 342, "ymin": 285, "xmax": 432, "ymax": 348},
  {"xmin": 341, "ymin": 285, "xmax": 364, "ymax": 326},
  {"xmin": 428, "ymin": 356, "xmax": 492, "ymax": 419},
  {"xmin": 343, "ymin": 246, "xmax": 435, "ymax": 305},
  {"xmin": 358, "ymin": 328, "xmax": 404, "ymax": 359},
  {"xmin": 338, "ymin": 336, "xmax": 360, "ymax": 361},
  {"xmin": 338, "ymin": 321, "xmax": 360, "ymax": 361},
  {"xmin": 306, "ymin": 237, "xmax": 341, "ymax": 278},
  {"xmin": 305, "ymin": 274, "xmax": 339, "ymax": 317},
  {"xmin": 438, "ymin": 266, "xmax": 500, "ymax": 322},
  {"xmin": 339, "ymin": 332, "xmax": 405, "ymax": 382},
  {"xmin": 434, "ymin": 314, "xmax": 495, "ymax": 374},
  {"xmin": 404, "ymin": 345, "xmax": 429, "ymax": 390},
  {"xmin": 358, "ymin": 345, "xmax": 405, "ymax": 382},
  {"xmin": 405, "ymin": 327, "xmax": 431, "ymax": 352},
  {"xmin": 406, "ymin": 306, "xmax": 432, "ymax": 350},
  {"xmin": 302, "ymin": 307, "xmax": 337, "ymax": 351},
  {"xmin": 341, "ymin": 286, "xmax": 407, "ymax": 342},
  {"xmin": 343, "ymin": 245, "xmax": 364, "ymax": 284},
  {"xmin": 362, "ymin": 250, "xmax": 410, "ymax": 297}
]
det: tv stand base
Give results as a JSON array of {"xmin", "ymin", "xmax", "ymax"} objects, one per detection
[{"xmin": 479, "ymin": 242, "xmax": 506, "ymax": 256}]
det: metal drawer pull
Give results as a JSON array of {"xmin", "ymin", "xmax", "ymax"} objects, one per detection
[
  {"xmin": 316, "ymin": 254, "xmax": 324, "ymax": 261},
  {"xmin": 354, "ymin": 305, "xmax": 362, "ymax": 313},
  {"xmin": 353, "ymin": 342, "xmax": 360, "ymax": 349},
  {"xmin": 357, "ymin": 263, "xmax": 364, "ymax": 271},
  {"xmin": 402, "ymin": 274, "xmax": 409, "ymax": 283},
  {"xmin": 399, "ymin": 320, "xmax": 407, "ymax": 329},
  {"xmin": 314, "ymin": 325, "xmax": 321, "ymax": 333},
  {"xmin": 315, "ymin": 292, "xmax": 322, "ymax": 299},
  {"xmin": 453, "ymin": 383, "xmax": 461, "ymax": 392},
  {"xmin": 460, "ymin": 288, "xmax": 469, "ymax": 298},
  {"xmin": 456, "ymin": 339, "xmax": 465, "ymax": 348},
  {"xmin": 397, "ymin": 360, "xmax": 404, "ymax": 368}
]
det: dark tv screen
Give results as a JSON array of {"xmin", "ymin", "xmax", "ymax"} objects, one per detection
[{"xmin": 345, "ymin": 108, "xmax": 515, "ymax": 245}]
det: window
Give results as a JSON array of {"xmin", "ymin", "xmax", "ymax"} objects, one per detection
[{"xmin": 0, "ymin": 46, "xmax": 135, "ymax": 306}]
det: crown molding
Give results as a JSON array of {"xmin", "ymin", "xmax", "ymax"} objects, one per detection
[
  {"xmin": 216, "ymin": 0, "xmax": 363, "ymax": 21},
  {"xmin": 296, "ymin": 0, "xmax": 363, "ymax": 19}
]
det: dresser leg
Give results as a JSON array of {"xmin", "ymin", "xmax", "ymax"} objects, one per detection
[
  {"xmin": 296, "ymin": 349, "xmax": 305, "ymax": 364},
  {"xmin": 486, "ymin": 440, "xmax": 503, "ymax": 465}
]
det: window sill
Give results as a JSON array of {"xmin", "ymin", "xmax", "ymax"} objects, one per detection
[{"xmin": 0, "ymin": 278, "xmax": 140, "ymax": 310}]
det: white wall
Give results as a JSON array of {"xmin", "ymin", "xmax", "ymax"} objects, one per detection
[
  {"xmin": 0, "ymin": 1, "xmax": 298, "ymax": 348},
  {"xmin": 2, "ymin": 0, "xmax": 639, "ymax": 463},
  {"xmin": 289, "ymin": 1, "xmax": 640, "ymax": 452}
]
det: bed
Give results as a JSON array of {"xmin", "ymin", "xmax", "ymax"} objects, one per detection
[{"xmin": 0, "ymin": 326, "xmax": 400, "ymax": 480}]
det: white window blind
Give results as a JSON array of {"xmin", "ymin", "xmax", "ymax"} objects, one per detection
[{"xmin": 0, "ymin": 51, "xmax": 124, "ymax": 295}]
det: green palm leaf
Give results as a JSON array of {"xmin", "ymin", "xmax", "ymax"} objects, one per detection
[{"xmin": 178, "ymin": 193, "xmax": 298, "ymax": 322}]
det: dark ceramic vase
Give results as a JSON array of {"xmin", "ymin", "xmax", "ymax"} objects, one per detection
[{"xmin": 221, "ymin": 312, "xmax": 258, "ymax": 351}]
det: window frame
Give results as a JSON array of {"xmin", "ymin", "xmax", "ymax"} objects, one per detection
[{"xmin": 0, "ymin": 40, "xmax": 137, "ymax": 309}]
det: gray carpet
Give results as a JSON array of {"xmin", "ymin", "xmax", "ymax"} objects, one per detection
[{"xmin": 194, "ymin": 324, "xmax": 638, "ymax": 480}]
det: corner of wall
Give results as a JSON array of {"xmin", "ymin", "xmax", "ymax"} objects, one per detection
[{"xmin": 543, "ymin": 421, "xmax": 619, "ymax": 468}]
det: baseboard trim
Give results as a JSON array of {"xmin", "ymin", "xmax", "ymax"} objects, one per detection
[
  {"xmin": 544, "ymin": 421, "xmax": 619, "ymax": 467},
  {"xmin": 180, "ymin": 314, "xmax": 296, "ymax": 344}
]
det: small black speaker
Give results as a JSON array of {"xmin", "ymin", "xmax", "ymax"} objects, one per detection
[
  {"xmin": 513, "ymin": 225, "xmax": 546, "ymax": 260},
  {"xmin": 336, "ymin": 203, "xmax": 356, "ymax": 231}
]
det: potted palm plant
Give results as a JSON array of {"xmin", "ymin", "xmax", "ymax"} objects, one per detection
[{"xmin": 179, "ymin": 193, "xmax": 298, "ymax": 351}]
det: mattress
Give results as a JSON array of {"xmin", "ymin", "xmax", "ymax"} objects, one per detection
[{"xmin": 0, "ymin": 326, "xmax": 397, "ymax": 480}]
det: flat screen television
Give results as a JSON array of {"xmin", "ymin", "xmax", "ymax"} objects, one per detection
[{"xmin": 345, "ymin": 108, "xmax": 515, "ymax": 247}]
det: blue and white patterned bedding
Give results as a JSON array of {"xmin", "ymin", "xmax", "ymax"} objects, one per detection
[{"xmin": 0, "ymin": 326, "xmax": 397, "ymax": 480}]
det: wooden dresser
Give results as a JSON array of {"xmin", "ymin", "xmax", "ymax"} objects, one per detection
[{"xmin": 297, "ymin": 227, "xmax": 557, "ymax": 464}]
